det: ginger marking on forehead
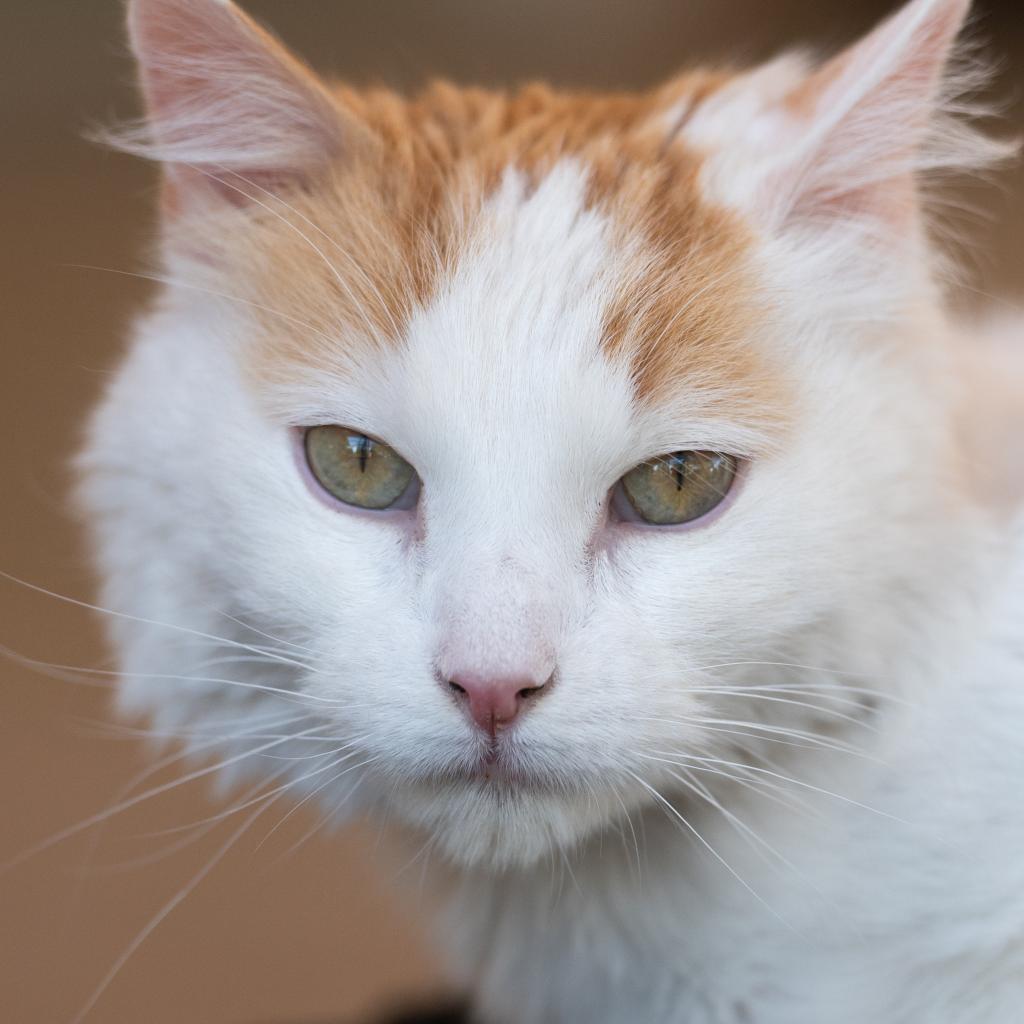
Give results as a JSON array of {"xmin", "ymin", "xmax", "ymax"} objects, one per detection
[{"xmin": 226, "ymin": 74, "xmax": 784, "ymax": 431}]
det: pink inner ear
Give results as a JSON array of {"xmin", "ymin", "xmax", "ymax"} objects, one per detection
[
  {"xmin": 126, "ymin": 0, "xmax": 348, "ymax": 211},
  {"xmin": 688, "ymin": 0, "xmax": 987, "ymax": 233},
  {"xmin": 776, "ymin": 0, "xmax": 970, "ymax": 224},
  {"xmin": 787, "ymin": 0, "xmax": 969, "ymax": 118},
  {"xmin": 157, "ymin": 166, "xmax": 287, "ymax": 220}
]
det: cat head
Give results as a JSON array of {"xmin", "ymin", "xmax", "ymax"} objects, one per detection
[{"xmin": 80, "ymin": 0, "xmax": 1009, "ymax": 867}]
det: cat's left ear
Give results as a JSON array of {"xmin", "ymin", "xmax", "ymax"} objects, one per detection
[
  {"xmin": 685, "ymin": 0, "xmax": 1003, "ymax": 233},
  {"xmin": 121, "ymin": 0, "xmax": 366, "ymax": 213}
]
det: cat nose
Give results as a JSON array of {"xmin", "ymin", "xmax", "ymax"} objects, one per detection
[{"xmin": 445, "ymin": 672, "xmax": 551, "ymax": 737}]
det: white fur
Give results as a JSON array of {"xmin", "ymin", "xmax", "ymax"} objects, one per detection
[
  {"xmin": 79, "ymin": 0, "xmax": 1024, "ymax": 1020},
  {"xmin": 685, "ymin": 0, "xmax": 1014, "ymax": 232}
]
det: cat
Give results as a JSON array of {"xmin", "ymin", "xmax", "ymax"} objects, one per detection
[{"xmin": 77, "ymin": 0, "xmax": 1024, "ymax": 1021}]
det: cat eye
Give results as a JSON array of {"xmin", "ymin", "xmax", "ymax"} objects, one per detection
[
  {"xmin": 304, "ymin": 426, "xmax": 419, "ymax": 511},
  {"xmin": 615, "ymin": 451, "xmax": 737, "ymax": 526}
]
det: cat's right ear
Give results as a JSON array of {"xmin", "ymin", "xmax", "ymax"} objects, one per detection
[
  {"xmin": 680, "ymin": 0, "xmax": 1008, "ymax": 237},
  {"xmin": 121, "ymin": 0, "xmax": 363, "ymax": 213}
]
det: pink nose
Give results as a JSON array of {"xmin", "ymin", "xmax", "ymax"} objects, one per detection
[{"xmin": 445, "ymin": 672, "xmax": 550, "ymax": 736}]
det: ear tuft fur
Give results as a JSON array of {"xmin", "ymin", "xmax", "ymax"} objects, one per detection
[
  {"xmin": 687, "ymin": 0, "xmax": 1017, "ymax": 232},
  {"xmin": 109, "ymin": 0, "xmax": 353, "ymax": 207}
]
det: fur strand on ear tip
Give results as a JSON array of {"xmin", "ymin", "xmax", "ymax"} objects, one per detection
[
  {"xmin": 117, "ymin": 0, "xmax": 354, "ymax": 207},
  {"xmin": 684, "ymin": 0, "xmax": 1014, "ymax": 236}
]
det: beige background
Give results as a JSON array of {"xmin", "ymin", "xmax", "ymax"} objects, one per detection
[{"xmin": 2, "ymin": 2, "xmax": 1022, "ymax": 1022}]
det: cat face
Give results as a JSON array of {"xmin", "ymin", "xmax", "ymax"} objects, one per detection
[{"xmin": 81, "ymin": 0, "xmax": 1000, "ymax": 867}]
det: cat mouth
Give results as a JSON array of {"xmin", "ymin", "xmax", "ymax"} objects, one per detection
[
  {"xmin": 451, "ymin": 743, "xmax": 561, "ymax": 791},
  {"xmin": 475, "ymin": 749, "xmax": 516, "ymax": 785}
]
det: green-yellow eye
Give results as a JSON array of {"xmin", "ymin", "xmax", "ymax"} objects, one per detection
[
  {"xmin": 617, "ymin": 451, "xmax": 737, "ymax": 526},
  {"xmin": 304, "ymin": 426, "xmax": 417, "ymax": 510}
]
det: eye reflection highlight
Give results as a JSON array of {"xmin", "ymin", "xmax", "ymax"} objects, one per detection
[
  {"xmin": 617, "ymin": 451, "xmax": 737, "ymax": 525},
  {"xmin": 304, "ymin": 426, "xmax": 418, "ymax": 511}
]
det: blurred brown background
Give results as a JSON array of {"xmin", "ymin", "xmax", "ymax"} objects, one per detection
[{"xmin": 2, "ymin": 2, "xmax": 1022, "ymax": 1022}]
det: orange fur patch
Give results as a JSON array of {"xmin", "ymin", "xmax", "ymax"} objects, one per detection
[{"xmin": 174, "ymin": 75, "xmax": 784, "ymax": 424}]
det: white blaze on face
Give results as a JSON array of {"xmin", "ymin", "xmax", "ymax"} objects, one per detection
[{"xmin": 372, "ymin": 162, "xmax": 638, "ymax": 686}]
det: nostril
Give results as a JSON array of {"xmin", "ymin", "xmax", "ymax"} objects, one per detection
[{"xmin": 441, "ymin": 671, "xmax": 553, "ymax": 735}]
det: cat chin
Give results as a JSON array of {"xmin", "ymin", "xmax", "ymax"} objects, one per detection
[{"xmin": 383, "ymin": 777, "xmax": 615, "ymax": 870}]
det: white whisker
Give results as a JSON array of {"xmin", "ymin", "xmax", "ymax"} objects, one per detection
[
  {"xmin": 193, "ymin": 166, "xmax": 389, "ymax": 347},
  {"xmin": 2, "ymin": 726, "xmax": 327, "ymax": 873},
  {"xmin": 0, "ymin": 570, "xmax": 332, "ymax": 682},
  {"xmin": 624, "ymin": 769, "xmax": 792, "ymax": 929},
  {"xmin": 69, "ymin": 799, "xmax": 277, "ymax": 1024}
]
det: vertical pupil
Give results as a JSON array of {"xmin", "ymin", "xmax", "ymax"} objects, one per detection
[
  {"xmin": 671, "ymin": 453, "xmax": 687, "ymax": 491},
  {"xmin": 346, "ymin": 434, "xmax": 371, "ymax": 473}
]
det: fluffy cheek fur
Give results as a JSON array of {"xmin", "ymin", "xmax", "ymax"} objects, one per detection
[{"xmin": 78, "ymin": 205, "xmax": 961, "ymax": 872}]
